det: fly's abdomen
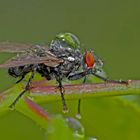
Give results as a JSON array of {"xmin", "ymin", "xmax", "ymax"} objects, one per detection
[
  {"xmin": 37, "ymin": 64, "xmax": 52, "ymax": 80},
  {"xmin": 8, "ymin": 66, "xmax": 24, "ymax": 77},
  {"xmin": 8, "ymin": 65, "xmax": 32, "ymax": 78}
]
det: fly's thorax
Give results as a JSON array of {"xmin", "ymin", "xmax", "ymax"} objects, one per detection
[
  {"xmin": 49, "ymin": 32, "xmax": 82, "ymax": 72},
  {"xmin": 55, "ymin": 51, "xmax": 82, "ymax": 77}
]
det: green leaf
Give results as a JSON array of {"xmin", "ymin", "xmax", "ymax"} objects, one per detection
[
  {"xmin": 46, "ymin": 115, "xmax": 76, "ymax": 140},
  {"xmin": 81, "ymin": 97, "xmax": 140, "ymax": 140},
  {"xmin": 1, "ymin": 80, "xmax": 140, "ymax": 140},
  {"xmin": 44, "ymin": 97, "xmax": 140, "ymax": 140}
]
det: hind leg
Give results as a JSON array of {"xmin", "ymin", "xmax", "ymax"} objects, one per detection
[{"xmin": 9, "ymin": 69, "xmax": 36, "ymax": 108}]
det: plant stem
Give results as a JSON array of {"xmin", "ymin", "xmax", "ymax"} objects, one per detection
[
  {"xmin": 30, "ymin": 80, "xmax": 140, "ymax": 102},
  {"xmin": 1, "ymin": 80, "xmax": 140, "ymax": 107}
]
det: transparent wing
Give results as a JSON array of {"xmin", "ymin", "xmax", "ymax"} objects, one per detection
[
  {"xmin": 0, "ymin": 42, "xmax": 63, "ymax": 67},
  {"xmin": 0, "ymin": 51, "xmax": 63, "ymax": 68},
  {"xmin": 0, "ymin": 42, "xmax": 48, "ymax": 53}
]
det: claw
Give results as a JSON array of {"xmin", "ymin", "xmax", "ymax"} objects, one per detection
[
  {"xmin": 63, "ymin": 107, "xmax": 69, "ymax": 113},
  {"xmin": 76, "ymin": 113, "xmax": 82, "ymax": 119}
]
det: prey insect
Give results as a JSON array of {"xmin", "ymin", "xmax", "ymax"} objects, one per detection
[{"xmin": 0, "ymin": 33, "xmax": 128, "ymax": 112}]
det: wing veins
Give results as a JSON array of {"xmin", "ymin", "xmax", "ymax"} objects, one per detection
[{"xmin": 0, "ymin": 55, "xmax": 63, "ymax": 68}]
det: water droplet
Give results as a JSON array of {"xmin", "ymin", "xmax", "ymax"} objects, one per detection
[{"xmin": 66, "ymin": 117, "xmax": 85, "ymax": 138}]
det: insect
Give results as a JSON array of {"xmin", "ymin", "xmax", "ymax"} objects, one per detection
[{"xmin": 0, "ymin": 33, "xmax": 128, "ymax": 112}]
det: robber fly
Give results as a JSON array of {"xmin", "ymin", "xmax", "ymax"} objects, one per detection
[{"xmin": 0, "ymin": 33, "xmax": 128, "ymax": 112}]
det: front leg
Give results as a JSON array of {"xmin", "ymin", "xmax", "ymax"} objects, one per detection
[
  {"xmin": 68, "ymin": 69, "xmax": 128, "ymax": 117},
  {"xmin": 68, "ymin": 68, "xmax": 128, "ymax": 84},
  {"xmin": 68, "ymin": 70, "xmax": 91, "ymax": 80},
  {"xmin": 92, "ymin": 72, "xmax": 129, "ymax": 84}
]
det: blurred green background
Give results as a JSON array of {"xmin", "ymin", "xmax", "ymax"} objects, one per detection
[{"xmin": 0, "ymin": 0, "xmax": 140, "ymax": 140}]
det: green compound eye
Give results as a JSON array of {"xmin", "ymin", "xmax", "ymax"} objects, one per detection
[{"xmin": 56, "ymin": 33, "xmax": 81, "ymax": 49}]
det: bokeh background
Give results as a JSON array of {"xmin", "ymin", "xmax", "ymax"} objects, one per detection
[{"xmin": 0, "ymin": 0, "xmax": 140, "ymax": 140}]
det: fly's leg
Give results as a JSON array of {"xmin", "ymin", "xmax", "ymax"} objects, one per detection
[
  {"xmin": 77, "ymin": 99, "xmax": 81, "ymax": 115},
  {"xmin": 75, "ymin": 99, "xmax": 82, "ymax": 119},
  {"xmin": 83, "ymin": 76, "xmax": 87, "ymax": 83},
  {"xmin": 15, "ymin": 65, "xmax": 34, "ymax": 83},
  {"xmin": 78, "ymin": 76, "xmax": 87, "ymax": 119},
  {"xmin": 92, "ymin": 72, "xmax": 129, "ymax": 85},
  {"xmin": 9, "ymin": 89, "xmax": 26, "ymax": 109},
  {"xmin": 68, "ymin": 70, "xmax": 90, "ymax": 81},
  {"xmin": 16, "ymin": 75, "xmax": 25, "ymax": 83},
  {"xmin": 76, "ymin": 75, "xmax": 87, "ymax": 118},
  {"xmin": 9, "ymin": 69, "xmax": 36, "ymax": 109},
  {"xmin": 77, "ymin": 75, "xmax": 88, "ymax": 117},
  {"xmin": 57, "ymin": 77, "xmax": 68, "ymax": 113},
  {"xmin": 68, "ymin": 69, "xmax": 128, "ymax": 84},
  {"xmin": 76, "ymin": 76, "xmax": 87, "ymax": 119},
  {"xmin": 68, "ymin": 69, "xmax": 129, "ymax": 117},
  {"xmin": 68, "ymin": 70, "xmax": 90, "ymax": 117}
]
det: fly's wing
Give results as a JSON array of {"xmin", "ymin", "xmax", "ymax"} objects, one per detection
[
  {"xmin": 0, "ymin": 42, "xmax": 62, "ymax": 67},
  {"xmin": 0, "ymin": 51, "xmax": 63, "ymax": 68},
  {"xmin": 0, "ymin": 42, "xmax": 48, "ymax": 53},
  {"xmin": 0, "ymin": 42, "xmax": 34, "ymax": 53}
]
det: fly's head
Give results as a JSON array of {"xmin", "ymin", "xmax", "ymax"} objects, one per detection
[
  {"xmin": 83, "ymin": 50, "xmax": 105, "ymax": 76},
  {"xmin": 83, "ymin": 51, "xmax": 95, "ymax": 69}
]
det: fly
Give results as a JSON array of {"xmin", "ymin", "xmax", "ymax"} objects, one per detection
[{"xmin": 0, "ymin": 33, "xmax": 128, "ymax": 112}]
